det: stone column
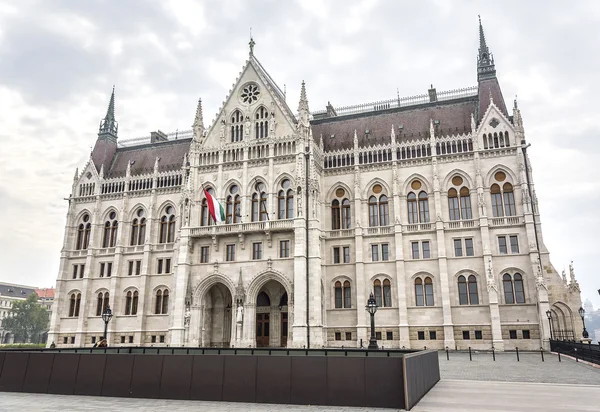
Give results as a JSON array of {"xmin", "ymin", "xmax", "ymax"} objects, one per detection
[{"xmin": 169, "ymin": 228, "xmax": 191, "ymax": 345}]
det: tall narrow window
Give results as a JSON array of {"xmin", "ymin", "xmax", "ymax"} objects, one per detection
[
  {"xmin": 331, "ymin": 200, "xmax": 341, "ymax": 230},
  {"xmin": 368, "ymin": 196, "xmax": 379, "ymax": 227},
  {"xmin": 277, "ymin": 179, "xmax": 293, "ymax": 219},
  {"xmin": 226, "ymin": 185, "xmax": 241, "ymax": 224},
  {"xmin": 468, "ymin": 275, "xmax": 479, "ymax": 304},
  {"xmin": 343, "ymin": 281, "xmax": 351, "ymax": 308},
  {"xmin": 69, "ymin": 293, "xmax": 76, "ymax": 317},
  {"xmin": 503, "ymin": 183, "xmax": 516, "ymax": 216},
  {"xmin": 76, "ymin": 224, "xmax": 84, "ymax": 250},
  {"xmin": 491, "ymin": 184, "xmax": 504, "ymax": 217},
  {"xmin": 201, "ymin": 188, "xmax": 215, "ymax": 226},
  {"xmin": 130, "ymin": 219, "xmax": 139, "ymax": 246},
  {"xmin": 155, "ymin": 290, "xmax": 163, "ymax": 314},
  {"xmin": 418, "ymin": 191, "xmax": 430, "ymax": 223},
  {"xmin": 155, "ymin": 289, "xmax": 169, "ymax": 314},
  {"xmin": 415, "ymin": 278, "xmax": 424, "ymax": 306},
  {"xmin": 448, "ymin": 188, "xmax": 460, "ymax": 220},
  {"xmin": 125, "ymin": 291, "xmax": 132, "ymax": 315},
  {"xmin": 251, "ymin": 182, "xmax": 268, "ymax": 222},
  {"xmin": 371, "ymin": 244, "xmax": 379, "ymax": 261},
  {"xmin": 465, "ymin": 238, "xmax": 474, "ymax": 256},
  {"xmin": 83, "ymin": 222, "xmax": 91, "ymax": 249},
  {"xmin": 407, "ymin": 192, "xmax": 418, "ymax": 224},
  {"xmin": 374, "ymin": 280, "xmax": 382, "ymax": 307},
  {"xmin": 96, "ymin": 292, "xmax": 109, "ymax": 316},
  {"xmin": 74, "ymin": 293, "xmax": 81, "ymax": 317},
  {"xmin": 458, "ymin": 275, "xmax": 468, "ymax": 305},
  {"xmin": 383, "ymin": 279, "xmax": 391, "ymax": 307},
  {"xmin": 424, "ymin": 277, "xmax": 434, "ymax": 306},
  {"xmin": 381, "ymin": 243, "xmax": 389, "ymax": 261},
  {"xmin": 103, "ymin": 211, "xmax": 118, "ymax": 248},
  {"xmin": 503, "ymin": 274, "xmax": 514, "ymax": 304},
  {"xmin": 498, "ymin": 236, "xmax": 508, "ymax": 254},
  {"xmin": 162, "ymin": 290, "xmax": 169, "ymax": 314},
  {"xmin": 454, "ymin": 239, "xmax": 463, "ymax": 257},
  {"xmin": 510, "ymin": 235, "xmax": 519, "ymax": 253},
  {"xmin": 379, "ymin": 195, "xmax": 389, "ymax": 226},
  {"xmin": 226, "ymin": 244, "xmax": 236, "ymax": 261},
  {"xmin": 341, "ymin": 199, "xmax": 351, "ymax": 228},
  {"xmin": 514, "ymin": 274, "xmax": 525, "ymax": 303},
  {"xmin": 411, "ymin": 241, "xmax": 420, "ymax": 259},
  {"xmin": 422, "ymin": 241, "xmax": 431, "ymax": 258},
  {"xmin": 334, "ymin": 281, "xmax": 342, "ymax": 308},
  {"xmin": 231, "ymin": 110, "xmax": 244, "ymax": 142},
  {"xmin": 460, "ymin": 187, "xmax": 472, "ymax": 219},
  {"xmin": 255, "ymin": 106, "xmax": 268, "ymax": 139},
  {"xmin": 278, "ymin": 190, "xmax": 286, "ymax": 219}
]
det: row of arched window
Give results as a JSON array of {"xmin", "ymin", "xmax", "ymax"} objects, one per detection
[
  {"xmin": 332, "ymin": 273, "xmax": 526, "ymax": 309},
  {"xmin": 230, "ymin": 107, "xmax": 273, "ymax": 142},
  {"xmin": 75, "ymin": 206, "xmax": 177, "ymax": 250},
  {"xmin": 68, "ymin": 289, "xmax": 170, "ymax": 318}
]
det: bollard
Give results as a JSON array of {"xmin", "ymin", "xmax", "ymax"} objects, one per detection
[
  {"xmin": 446, "ymin": 346, "xmax": 449, "ymax": 360},
  {"xmin": 492, "ymin": 345, "xmax": 496, "ymax": 361},
  {"xmin": 469, "ymin": 346, "xmax": 472, "ymax": 361},
  {"xmin": 540, "ymin": 347, "xmax": 544, "ymax": 362},
  {"xmin": 424, "ymin": 346, "xmax": 427, "ymax": 350},
  {"xmin": 557, "ymin": 347, "xmax": 561, "ymax": 362},
  {"xmin": 516, "ymin": 347, "xmax": 520, "ymax": 362},
  {"xmin": 574, "ymin": 348, "xmax": 578, "ymax": 362}
]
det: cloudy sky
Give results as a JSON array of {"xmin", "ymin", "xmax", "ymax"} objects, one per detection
[{"xmin": 0, "ymin": 0, "xmax": 598, "ymax": 308}]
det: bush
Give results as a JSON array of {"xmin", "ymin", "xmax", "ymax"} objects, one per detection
[{"xmin": 0, "ymin": 343, "xmax": 46, "ymax": 349}]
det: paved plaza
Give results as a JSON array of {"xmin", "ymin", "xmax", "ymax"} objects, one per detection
[{"xmin": 0, "ymin": 351, "xmax": 598, "ymax": 411}]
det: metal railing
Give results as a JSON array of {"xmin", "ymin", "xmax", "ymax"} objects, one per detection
[{"xmin": 550, "ymin": 340, "xmax": 600, "ymax": 365}]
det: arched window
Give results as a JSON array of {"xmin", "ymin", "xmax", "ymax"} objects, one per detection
[
  {"xmin": 231, "ymin": 110, "xmax": 244, "ymax": 142},
  {"xmin": 251, "ymin": 181, "xmax": 268, "ymax": 222},
  {"xmin": 342, "ymin": 199, "xmax": 351, "ymax": 228},
  {"xmin": 503, "ymin": 274, "xmax": 514, "ymax": 304},
  {"xmin": 331, "ymin": 199, "xmax": 341, "ymax": 230},
  {"xmin": 503, "ymin": 183, "xmax": 516, "ymax": 216},
  {"xmin": 277, "ymin": 179, "xmax": 294, "ymax": 219},
  {"xmin": 458, "ymin": 275, "xmax": 468, "ymax": 305},
  {"xmin": 76, "ymin": 214, "xmax": 91, "ymax": 250},
  {"xmin": 255, "ymin": 106, "xmax": 268, "ymax": 139},
  {"xmin": 383, "ymin": 279, "xmax": 391, "ymax": 307},
  {"xmin": 96, "ymin": 292, "xmax": 109, "ymax": 316},
  {"xmin": 379, "ymin": 195, "xmax": 389, "ymax": 226},
  {"xmin": 201, "ymin": 188, "xmax": 215, "ymax": 226},
  {"xmin": 407, "ymin": 192, "xmax": 418, "ymax": 224},
  {"xmin": 369, "ymin": 196, "xmax": 379, "ymax": 227},
  {"xmin": 460, "ymin": 187, "xmax": 472, "ymax": 219},
  {"xmin": 334, "ymin": 281, "xmax": 351, "ymax": 308},
  {"xmin": 415, "ymin": 278, "xmax": 424, "ymax": 306},
  {"xmin": 159, "ymin": 206, "xmax": 176, "ymax": 243},
  {"xmin": 343, "ymin": 280, "xmax": 351, "ymax": 308},
  {"xmin": 155, "ymin": 289, "xmax": 169, "ymax": 314},
  {"xmin": 334, "ymin": 281, "xmax": 342, "ymax": 308},
  {"xmin": 513, "ymin": 274, "xmax": 525, "ymax": 303},
  {"xmin": 374, "ymin": 279, "xmax": 382, "ymax": 306},
  {"xmin": 418, "ymin": 191, "xmax": 430, "ymax": 223},
  {"xmin": 68, "ymin": 293, "xmax": 81, "ymax": 317},
  {"xmin": 448, "ymin": 188, "xmax": 460, "ymax": 220},
  {"xmin": 226, "ymin": 185, "xmax": 241, "ymax": 223},
  {"xmin": 130, "ymin": 209, "xmax": 146, "ymax": 245},
  {"xmin": 458, "ymin": 275, "xmax": 479, "ymax": 305},
  {"xmin": 102, "ymin": 211, "xmax": 118, "ymax": 248},
  {"xmin": 491, "ymin": 184, "xmax": 504, "ymax": 217},
  {"xmin": 125, "ymin": 291, "xmax": 132, "ymax": 315},
  {"xmin": 424, "ymin": 277, "xmax": 434, "ymax": 306}
]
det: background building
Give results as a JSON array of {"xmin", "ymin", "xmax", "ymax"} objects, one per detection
[
  {"xmin": 0, "ymin": 282, "xmax": 54, "ymax": 344},
  {"xmin": 48, "ymin": 21, "xmax": 583, "ymax": 350}
]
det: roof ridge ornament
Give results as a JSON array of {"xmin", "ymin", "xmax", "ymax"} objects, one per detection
[{"xmin": 249, "ymin": 30, "xmax": 255, "ymax": 57}]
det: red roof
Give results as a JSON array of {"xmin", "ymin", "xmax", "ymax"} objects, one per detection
[{"xmin": 35, "ymin": 288, "xmax": 55, "ymax": 299}]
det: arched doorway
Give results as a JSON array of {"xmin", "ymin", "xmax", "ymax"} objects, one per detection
[
  {"xmin": 550, "ymin": 302, "xmax": 574, "ymax": 340},
  {"xmin": 255, "ymin": 280, "xmax": 289, "ymax": 348},
  {"xmin": 202, "ymin": 283, "xmax": 233, "ymax": 347}
]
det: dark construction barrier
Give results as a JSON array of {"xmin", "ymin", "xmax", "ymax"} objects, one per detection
[
  {"xmin": 0, "ymin": 347, "xmax": 440, "ymax": 410},
  {"xmin": 550, "ymin": 340, "xmax": 600, "ymax": 365}
]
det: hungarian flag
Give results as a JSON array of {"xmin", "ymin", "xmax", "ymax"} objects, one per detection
[{"xmin": 203, "ymin": 188, "xmax": 225, "ymax": 223}]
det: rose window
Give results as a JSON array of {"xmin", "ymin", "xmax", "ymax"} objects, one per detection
[{"xmin": 241, "ymin": 83, "xmax": 260, "ymax": 104}]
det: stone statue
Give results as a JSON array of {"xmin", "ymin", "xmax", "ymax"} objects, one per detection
[
  {"xmin": 245, "ymin": 115, "xmax": 251, "ymax": 136},
  {"xmin": 220, "ymin": 119, "xmax": 226, "ymax": 139},
  {"xmin": 236, "ymin": 305, "xmax": 244, "ymax": 323},
  {"xmin": 184, "ymin": 306, "xmax": 191, "ymax": 327},
  {"xmin": 569, "ymin": 261, "xmax": 576, "ymax": 283},
  {"xmin": 297, "ymin": 195, "xmax": 302, "ymax": 216}
]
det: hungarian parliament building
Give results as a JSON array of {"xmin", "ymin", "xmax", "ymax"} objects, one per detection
[{"xmin": 48, "ymin": 21, "xmax": 583, "ymax": 351}]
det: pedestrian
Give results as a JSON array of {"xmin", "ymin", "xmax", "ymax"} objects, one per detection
[{"xmin": 49, "ymin": 342, "xmax": 56, "ymax": 348}]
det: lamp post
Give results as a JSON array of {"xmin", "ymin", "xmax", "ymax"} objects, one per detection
[
  {"xmin": 102, "ymin": 305, "xmax": 113, "ymax": 345},
  {"xmin": 365, "ymin": 293, "xmax": 378, "ymax": 350},
  {"xmin": 545, "ymin": 310, "xmax": 553, "ymax": 340},
  {"xmin": 578, "ymin": 307, "xmax": 589, "ymax": 339}
]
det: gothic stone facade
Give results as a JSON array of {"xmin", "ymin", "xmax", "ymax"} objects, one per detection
[{"xmin": 48, "ymin": 24, "xmax": 584, "ymax": 350}]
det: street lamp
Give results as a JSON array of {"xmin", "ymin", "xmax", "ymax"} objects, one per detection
[
  {"xmin": 578, "ymin": 306, "xmax": 589, "ymax": 339},
  {"xmin": 365, "ymin": 293, "xmax": 378, "ymax": 350},
  {"xmin": 545, "ymin": 310, "xmax": 553, "ymax": 340},
  {"xmin": 101, "ymin": 305, "xmax": 113, "ymax": 345}
]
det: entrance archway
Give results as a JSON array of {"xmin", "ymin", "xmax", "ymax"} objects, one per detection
[
  {"xmin": 202, "ymin": 283, "xmax": 233, "ymax": 347},
  {"xmin": 255, "ymin": 280, "xmax": 289, "ymax": 348}
]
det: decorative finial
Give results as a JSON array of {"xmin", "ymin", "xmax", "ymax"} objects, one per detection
[{"xmin": 99, "ymin": 86, "xmax": 118, "ymax": 137}]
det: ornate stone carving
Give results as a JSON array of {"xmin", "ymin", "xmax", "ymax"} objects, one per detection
[{"xmin": 220, "ymin": 119, "xmax": 226, "ymax": 139}]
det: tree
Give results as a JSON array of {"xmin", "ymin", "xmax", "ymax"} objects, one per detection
[{"xmin": 2, "ymin": 293, "xmax": 48, "ymax": 343}]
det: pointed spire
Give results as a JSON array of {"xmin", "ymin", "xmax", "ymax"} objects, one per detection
[
  {"xmin": 193, "ymin": 98, "xmax": 205, "ymax": 141},
  {"xmin": 319, "ymin": 134, "xmax": 323, "ymax": 151},
  {"xmin": 99, "ymin": 163, "xmax": 104, "ymax": 179},
  {"xmin": 153, "ymin": 157, "xmax": 160, "ymax": 174},
  {"xmin": 429, "ymin": 119, "xmax": 435, "ymax": 139},
  {"xmin": 126, "ymin": 159, "xmax": 131, "ymax": 178},
  {"xmin": 73, "ymin": 168, "xmax": 79, "ymax": 182},
  {"xmin": 353, "ymin": 129, "xmax": 358, "ymax": 147},
  {"xmin": 470, "ymin": 112, "xmax": 477, "ymax": 132},
  {"xmin": 390, "ymin": 124, "xmax": 396, "ymax": 145},
  {"xmin": 477, "ymin": 16, "xmax": 496, "ymax": 81},
  {"xmin": 298, "ymin": 80, "xmax": 310, "ymax": 129},
  {"xmin": 99, "ymin": 86, "xmax": 118, "ymax": 138}
]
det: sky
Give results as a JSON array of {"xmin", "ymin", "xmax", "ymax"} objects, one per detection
[{"xmin": 0, "ymin": 0, "xmax": 598, "ymax": 308}]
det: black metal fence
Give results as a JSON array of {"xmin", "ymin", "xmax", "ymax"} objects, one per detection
[
  {"xmin": 552, "ymin": 330, "xmax": 575, "ymax": 341},
  {"xmin": 550, "ymin": 340, "xmax": 600, "ymax": 365}
]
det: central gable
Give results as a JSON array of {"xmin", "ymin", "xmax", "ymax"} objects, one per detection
[{"xmin": 203, "ymin": 55, "xmax": 297, "ymax": 147}]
